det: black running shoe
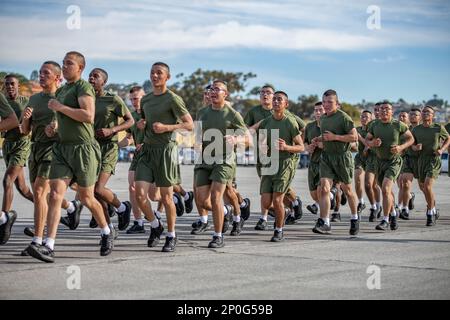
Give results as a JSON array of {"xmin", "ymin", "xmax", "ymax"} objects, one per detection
[
  {"xmin": 330, "ymin": 187, "xmax": 337, "ymax": 210},
  {"xmin": 24, "ymin": 226, "xmax": 34, "ymax": 237},
  {"xmin": 192, "ymin": 219, "xmax": 202, "ymax": 229},
  {"xmin": 426, "ymin": 214, "xmax": 435, "ymax": 227},
  {"xmin": 331, "ymin": 212, "xmax": 341, "ymax": 222},
  {"xmin": 270, "ymin": 230, "xmax": 284, "ymax": 242},
  {"xmin": 255, "ymin": 218, "xmax": 268, "ymax": 230},
  {"xmin": 408, "ymin": 192, "xmax": 415, "ymax": 210},
  {"xmin": 191, "ymin": 221, "xmax": 209, "ymax": 235},
  {"xmin": 0, "ymin": 210, "xmax": 17, "ymax": 245},
  {"xmin": 357, "ymin": 202, "xmax": 366, "ymax": 214},
  {"xmin": 222, "ymin": 204, "xmax": 233, "ymax": 233},
  {"xmin": 162, "ymin": 236, "xmax": 177, "ymax": 252},
  {"xmin": 268, "ymin": 208, "xmax": 275, "ymax": 218},
  {"xmin": 68, "ymin": 200, "xmax": 83, "ymax": 230},
  {"xmin": 390, "ymin": 215, "xmax": 399, "ymax": 231},
  {"xmin": 26, "ymin": 243, "xmax": 55, "ymax": 263},
  {"xmin": 100, "ymin": 232, "xmax": 114, "ymax": 256},
  {"xmin": 350, "ymin": 219, "xmax": 360, "ymax": 236},
  {"xmin": 341, "ymin": 192, "xmax": 347, "ymax": 206},
  {"xmin": 118, "ymin": 201, "xmax": 131, "ymax": 231},
  {"xmin": 376, "ymin": 219, "xmax": 389, "ymax": 231},
  {"xmin": 312, "ymin": 218, "xmax": 331, "ymax": 234},
  {"xmin": 369, "ymin": 208, "xmax": 376, "ymax": 222},
  {"xmin": 285, "ymin": 214, "xmax": 296, "ymax": 225},
  {"xmin": 126, "ymin": 221, "xmax": 145, "ymax": 234},
  {"xmin": 399, "ymin": 208, "xmax": 409, "ymax": 220},
  {"xmin": 306, "ymin": 204, "xmax": 318, "ymax": 215},
  {"xmin": 147, "ymin": 221, "xmax": 164, "ymax": 247},
  {"xmin": 184, "ymin": 191, "xmax": 194, "ymax": 214},
  {"xmin": 89, "ymin": 216, "xmax": 98, "ymax": 228},
  {"xmin": 240, "ymin": 198, "xmax": 251, "ymax": 221},
  {"xmin": 230, "ymin": 219, "xmax": 245, "ymax": 236},
  {"xmin": 293, "ymin": 196, "xmax": 303, "ymax": 220},
  {"xmin": 174, "ymin": 193, "xmax": 185, "ymax": 217},
  {"xmin": 208, "ymin": 236, "xmax": 224, "ymax": 248},
  {"xmin": 376, "ymin": 207, "xmax": 382, "ymax": 219},
  {"xmin": 107, "ymin": 203, "xmax": 116, "ymax": 218}
]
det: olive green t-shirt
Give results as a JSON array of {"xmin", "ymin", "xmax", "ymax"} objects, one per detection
[
  {"xmin": 356, "ymin": 126, "xmax": 369, "ymax": 155},
  {"xmin": 368, "ymin": 119, "xmax": 409, "ymax": 160},
  {"xmin": 304, "ymin": 121, "xmax": 322, "ymax": 163},
  {"xmin": 259, "ymin": 114, "xmax": 300, "ymax": 161},
  {"xmin": 196, "ymin": 104, "xmax": 247, "ymax": 163},
  {"xmin": 141, "ymin": 90, "xmax": 189, "ymax": 145},
  {"xmin": 445, "ymin": 123, "xmax": 450, "ymax": 136},
  {"xmin": 320, "ymin": 109, "xmax": 355, "ymax": 154},
  {"xmin": 94, "ymin": 91, "xmax": 128, "ymax": 143},
  {"xmin": 285, "ymin": 110, "xmax": 306, "ymax": 131},
  {"xmin": 244, "ymin": 105, "xmax": 272, "ymax": 127},
  {"xmin": 4, "ymin": 95, "xmax": 29, "ymax": 141},
  {"xmin": 412, "ymin": 124, "xmax": 449, "ymax": 156},
  {"xmin": 55, "ymin": 79, "xmax": 96, "ymax": 144},
  {"xmin": 126, "ymin": 109, "xmax": 145, "ymax": 146},
  {"xmin": 405, "ymin": 124, "xmax": 420, "ymax": 158},
  {"xmin": 0, "ymin": 93, "xmax": 14, "ymax": 118},
  {"xmin": 28, "ymin": 92, "xmax": 58, "ymax": 143}
]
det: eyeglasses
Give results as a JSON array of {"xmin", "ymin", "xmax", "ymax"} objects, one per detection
[
  {"xmin": 210, "ymin": 87, "xmax": 225, "ymax": 93},
  {"xmin": 260, "ymin": 90, "xmax": 274, "ymax": 96},
  {"xmin": 422, "ymin": 110, "xmax": 434, "ymax": 114}
]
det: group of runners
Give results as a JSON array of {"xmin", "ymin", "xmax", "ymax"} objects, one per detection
[{"xmin": 1, "ymin": 51, "xmax": 449, "ymax": 263}]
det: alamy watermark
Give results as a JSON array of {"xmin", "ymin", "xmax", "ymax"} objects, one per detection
[
  {"xmin": 66, "ymin": 265, "xmax": 81, "ymax": 290},
  {"xmin": 366, "ymin": 264, "xmax": 381, "ymax": 290},
  {"xmin": 367, "ymin": 5, "xmax": 381, "ymax": 30},
  {"xmin": 66, "ymin": 5, "xmax": 81, "ymax": 30}
]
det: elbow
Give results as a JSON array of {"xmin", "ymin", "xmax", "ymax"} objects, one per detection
[{"xmin": 185, "ymin": 121, "xmax": 194, "ymax": 131}]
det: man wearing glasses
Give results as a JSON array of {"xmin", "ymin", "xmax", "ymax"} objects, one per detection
[
  {"xmin": 397, "ymin": 108, "xmax": 422, "ymax": 220},
  {"xmin": 365, "ymin": 102, "xmax": 414, "ymax": 231},
  {"xmin": 411, "ymin": 106, "xmax": 450, "ymax": 226}
]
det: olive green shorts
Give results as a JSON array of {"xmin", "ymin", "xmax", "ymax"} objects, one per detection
[
  {"xmin": 128, "ymin": 148, "xmax": 143, "ymax": 172},
  {"xmin": 28, "ymin": 141, "xmax": 55, "ymax": 183},
  {"xmin": 354, "ymin": 153, "xmax": 367, "ymax": 171},
  {"xmin": 135, "ymin": 142, "xmax": 181, "ymax": 187},
  {"xmin": 2, "ymin": 138, "xmax": 31, "ymax": 168},
  {"xmin": 194, "ymin": 163, "xmax": 235, "ymax": 187},
  {"xmin": 308, "ymin": 161, "xmax": 320, "ymax": 191},
  {"xmin": 365, "ymin": 153, "xmax": 377, "ymax": 174},
  {"xmin": 260, "ymin": 158, "xmax": 297, "ymax": 194},
  {"xmin": 319, "ymin": 152, "xmax": 354, "ymax": 185},
  {"xmin": 375, "ymin": 156, "xmax": 403, "ymax": 187},
  {"xmin": 99, "ymin": 141, "xmax": 118, "ymax": 175},
  {"xmin": 401, "ymin": 154, "xmax": 419, "ymax": 179},
  {"xmin": 417, "ymin": 155, "xmax": 441, "ymax": 183},
  {"xmin": 49, "ymin": 140, "xmax": 101, "ymax": 188}
]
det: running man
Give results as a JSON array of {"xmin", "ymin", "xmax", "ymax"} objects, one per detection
[
  {"xmin": 312, "ymin": 89, "xmax": 360, "ymax": 236},
  {"xmin": 135, "ymin": 62, "xmax": 193, "ymax": 252},
  {"xmin": 26, "ymin": 51, "xmax": 114, "ymax": 262},
  {"xmin": 259, "ymin": 91, "xmax": 304, "ymax": 242},
  {"xmin": 411, "ymin": 106, "xmax": 450, "ymax": 226},
  {"xmin": 365, "ymin": 102, "xmax": 414, "ymax": 231},
  {"xmin": 0, "ymin": 92, "xmax": 19, "ymax": 244}
]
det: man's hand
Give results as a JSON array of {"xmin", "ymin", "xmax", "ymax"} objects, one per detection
[
  {"xmin": 152, "ymin": 122, "xmax": 168, "ymax": 134},
  {"xmin": 435, "ymin": 148, "xmax": 443, "ymax": 156},
  {"xmin": 306, "ymin": 144, "xmax": 316, "ymax": 154},
  {"xmin": 224, "ymin": 135, "xmax": 237, "ymax": 146},
  {"xmin": 276, "ymin": 138, "xmax": 287, "ymax": 151},
  {"xmin": 137, "ymin": 119, "xmax": 146, "ymax": 130},
  {"xmin": 371, "ymin": 138, "xmax": 382, "ymax": 147},
  {"xmin": 411, "ymin": 143, "xmax": 422, "ymax": 152},
  {"xmin": 322, "ymin": 131, "xmax": 336, "ymax": 142},
  {"xmin": 96, "ymin": 128, "xmax": 114, "ymax": 138},
  {"xmin": 44, "ymin": 121, "xmax": 57, "ymax": 137},
  {"xmin": 390, "ymin": 144, "xmax": 402, "ymax": 155},
  {"xmin": 136, "ymin": 143, "xmax": 143, "ymax": 152},
  {"xmin": 22, "ymin": 107, "xmax": 33, "ymax": 120},
  {"xmin": 48, "ymin": 99, "xmax": 63, "ymax": 112}
]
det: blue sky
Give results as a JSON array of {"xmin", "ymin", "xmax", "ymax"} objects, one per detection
[{"xmin": 0, "ymin": 0, "xmax": 449, "ymax": 104}]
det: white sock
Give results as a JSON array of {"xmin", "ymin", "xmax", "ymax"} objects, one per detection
[
  {"xmin": 351, "ymin": 214, "xmax": 358, "ymax": 220},
  {"xmin": 292, "ymin": 199, "xmax": 299, "ymax": 206},
  {"xmin": 137, "ymin": 219, "xmax": 144, "ymax": 226},
  {"xmin": 200, "ymin": 215, "xmax": 208, "ymax": 223},
  {"xmin": 323, "ymin": 217, "xmax": 330, "ymax": 226},
  {"xmin": 240, "ymin": 201, "xmax": 247, "ymax": 208},
  {"xmin": 260, "ymin": 215, "xmax": 267, "ymax": 221},
  {"xmin": 376, "ymin": 202, "xmax": 381, "ymax": 210},
  {"xmin": 101, "ymin": 226, "xmax": 111, "ymax": 235},
  {"xmin": 45, "ymin": 238, "xmax": 55, "ymax": 250},
  {"xmin": 329, "ymin": 192, "xmax": 334, "ymax": 200},
  {"xmin": 117, "ymin": 202, "xmax": 126, "ymax": 213},
  {"xmin": 66, "ymin": 201, "xmax": 75, "ymax": 213},
  {"xmin": 150, "ymin": 218, "xmax": 160, "ymax": 229},
  {"xmin": 223, "ymin": 206, "xmax": 229, "ymax": 215},
  {"xmin": 391, "ymin": 210, "xmax": 397, "ymax": 217},
  {"xmin": 397, "ymin": 204, "xmax": 402, "ymax": 210},
  {"xmin": 213, "ymin": 232, "xmax": 222, "ymax": 238},
  {"xmin": 359, "ymin": 198, "xmax": 364, "ymax": 204},
  {"xmin": 431, "ymin": 207, "xmax": 436, "ymax": 214},
  {"xmin": 32, "ymin": 237, "xmax": 42, "ymax": 245},
  {"xmin": 155, "ymin": 211, "xmax": 162, "ymax": 219},
  {"xmin": 167, "ymin": 231, "xmax": 176, "ymax": 238},
  {"xmin": 383, "ymin": 216, "xmax": 389, "ymax": 222},
  {"xmin": 0, "ymin": 212, "xmax": 7, "ymax": 225},
  {"xmin": 314, "ymin": 202, "xmax": 319, "ymax": 207},
  {"xmin": 183, "ymin": 193, "xmax": 190, "ymax": 201},
  {"xmin": 275, "ymin": 227, "xmax": 283, "ymax": 232},
  {"xmin": 108, "ymin": 223, "xmax": 114, "ymax": 230},
  {"xmin": 233, "ymin": 215, "xmax": 241, "ymax": 222},
  {"xmin": 371, "ymin": 204, "xmax": 377, "ymax": 210},
  {"xmin": 404, "ymin": 207, "xmax": 409, "ymax": 213},
  {"xmin": 173, "ymin": 195, "xmax": 178, "ymax": 204}
]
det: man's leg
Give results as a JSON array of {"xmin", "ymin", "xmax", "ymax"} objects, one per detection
[
  {"xmin": 2, "ymin": 165, "xmax": 31, "ymax": 212},
  {"xmin": 32, "ymin": 178, "xmax": 50, "ymax": 241},
  {"xmin": 14, "ymin": 168, "xmax": 34, "ymax": 202}
]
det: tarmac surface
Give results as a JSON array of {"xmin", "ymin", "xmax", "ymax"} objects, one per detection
[{"xmin": 1, "ymin": 162, "xmax": 450, "ymax": 300}]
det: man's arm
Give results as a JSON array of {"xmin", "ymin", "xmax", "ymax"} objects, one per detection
[
  {"xmin": 48, "ymin": 95, "xmax": 95, "ymax": 124},
  {"xmin": 0, "ymin": 113, "xmax": 19, "ymax": 132},
  {"xmin": 323, "ymin": 127, "xmax": 358, "ymax": 143},
  {"xmin": 152, "ymin": 113, "xmax": 194, "ymax": 133}
]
